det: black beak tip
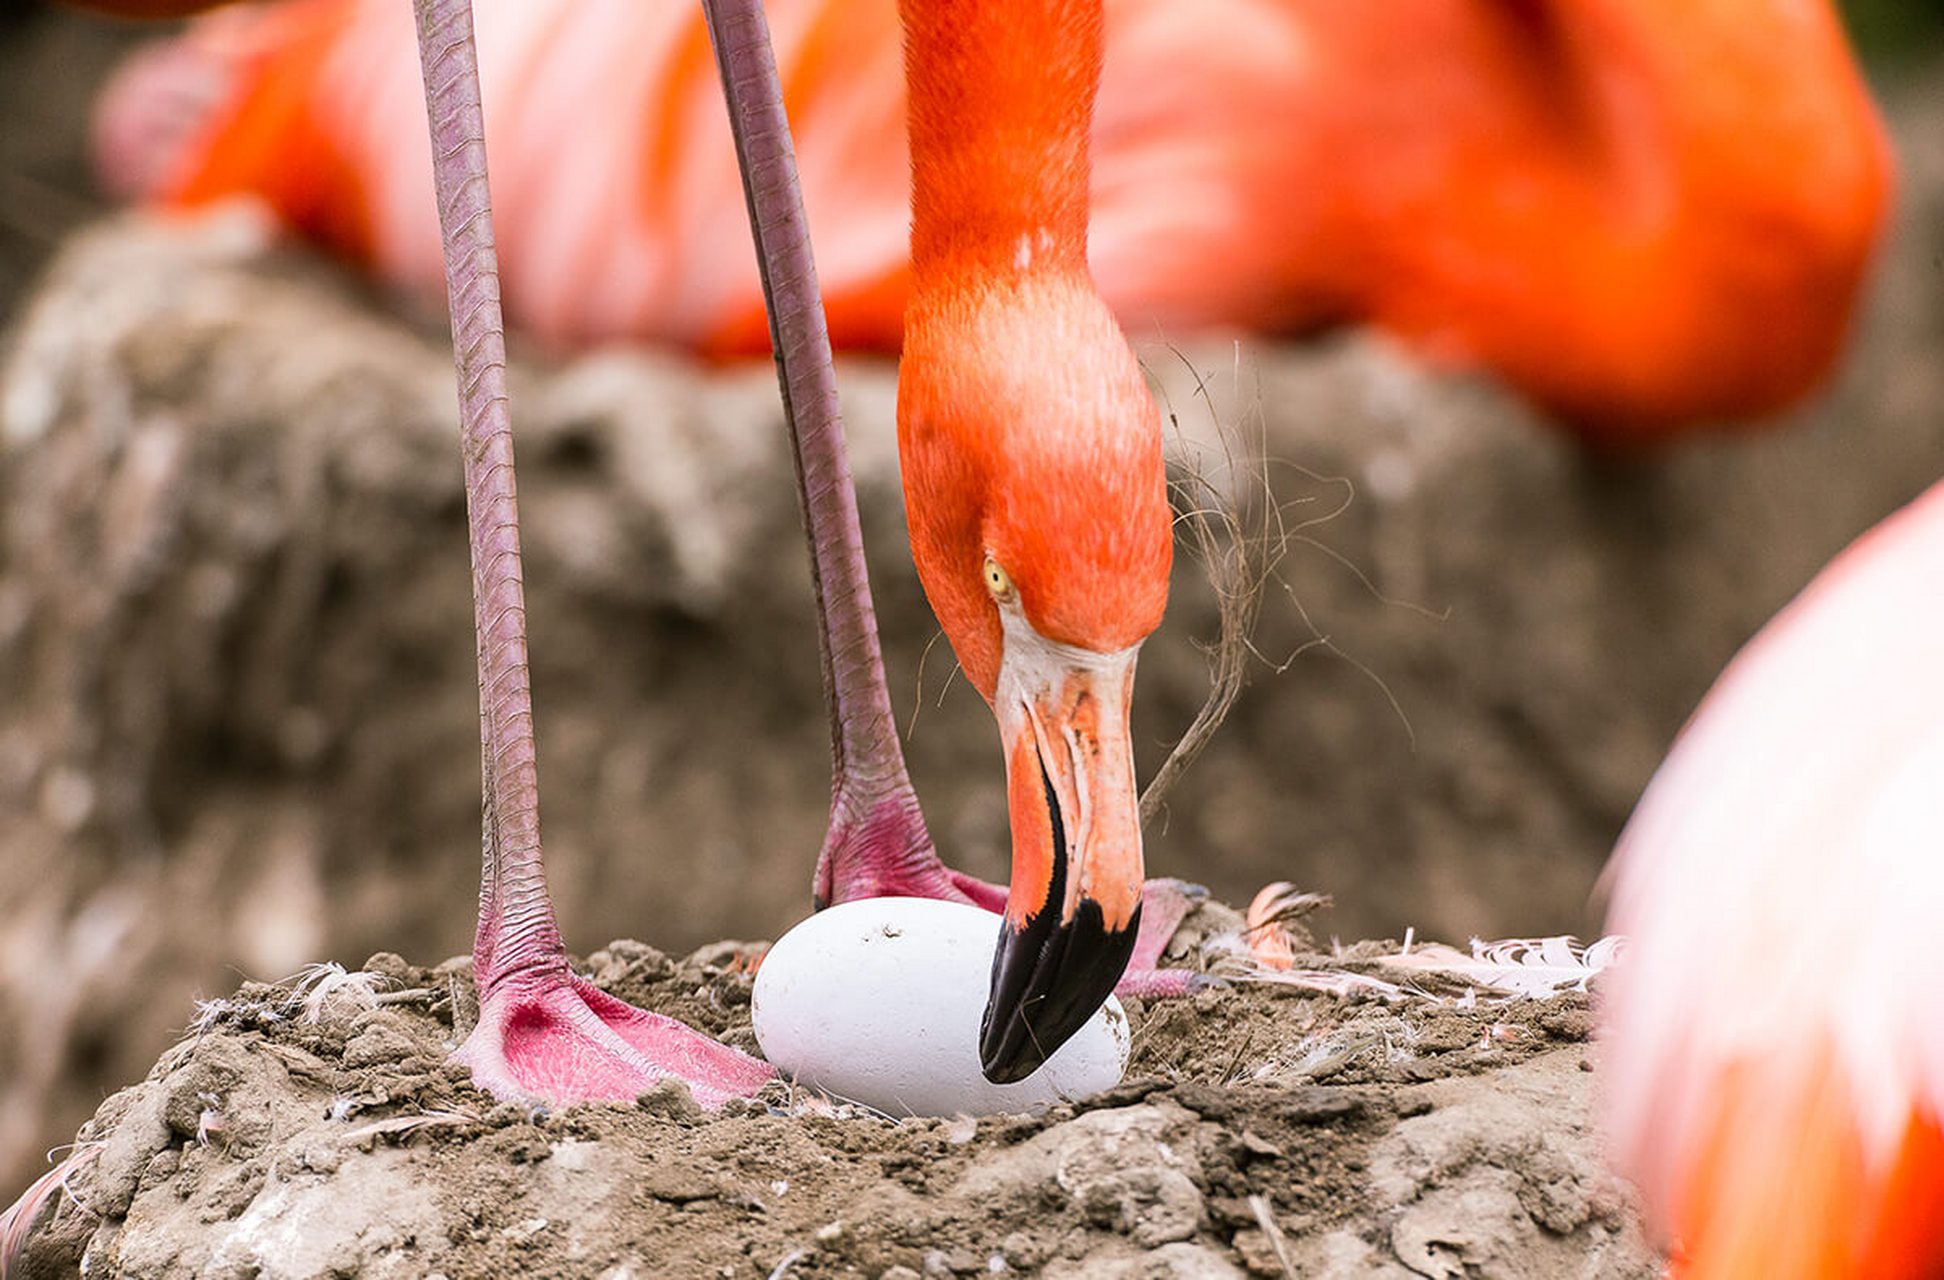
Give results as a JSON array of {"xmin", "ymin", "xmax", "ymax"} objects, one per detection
[{"xmin": 977, "ymin": 898, "xmax": 1141, "ymax": 1084}]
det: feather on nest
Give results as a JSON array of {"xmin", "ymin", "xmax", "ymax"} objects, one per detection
[{"xmin": 1376, "ymin": 935, "xmax": 1622, "ymax": 999}]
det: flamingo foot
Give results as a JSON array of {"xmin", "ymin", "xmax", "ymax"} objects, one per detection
[
  {"xmin": 1117, "ymin": 877, "xmax": 1215, "ymax": 998},
  {"xmin": 455, "ymin": 971, "xmax": 774, "ymax": 1110}
]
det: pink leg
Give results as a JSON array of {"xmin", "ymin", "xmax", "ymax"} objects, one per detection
[
  {"xmin": 414, "ymin": 0, "xmax": 769, "ymax": 1107},
  {"xmin": 702, "ymin": 0, "xmax": 993, "ymax": 922},
  {"xmin": 1117, "ymin": 878, "xmax": 1210, "ymax": 997}
]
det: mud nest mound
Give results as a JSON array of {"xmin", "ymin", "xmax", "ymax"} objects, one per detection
[{"xmin": 6, "ymin": 899, "xmax": 1652, "ymax": 1280}]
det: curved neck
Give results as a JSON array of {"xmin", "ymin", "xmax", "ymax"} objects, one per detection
[{"xmin": 901, "ymin": 0, "xmax": 1099, "ymax": 287}]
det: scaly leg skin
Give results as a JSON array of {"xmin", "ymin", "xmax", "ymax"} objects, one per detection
[
  {"xmin": 415, "ymin": 0, "xmax": 770, "ymax": 1107},
  {"xmin": 696, "ymin": 0, "xmax": 970, "ymax": 926},
  {"xmin": 699, "ymin": 1, "xmax": 1207, "ymax": 1004}
]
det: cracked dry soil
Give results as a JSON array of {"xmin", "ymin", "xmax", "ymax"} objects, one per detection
[{"xmin": 8, "ymin": 910, "xmax": 1653, "ymax": 1280}]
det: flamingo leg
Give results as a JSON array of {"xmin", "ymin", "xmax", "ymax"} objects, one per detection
[
  {"xmin": 416, "ymin": 0, "xmax": 771, "ymax": 1108},
  {"xmin": 705, "ymin": 0, "xmax": 1204, "ymax": 1002},
  {"xmin": 698, "ymin": 0, "xmax": 951, "ymax": 912}
]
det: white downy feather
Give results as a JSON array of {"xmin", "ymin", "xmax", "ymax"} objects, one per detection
[{"xmin": 1380, "ymin": 935, "xmax": 1622, "ymax": 998}]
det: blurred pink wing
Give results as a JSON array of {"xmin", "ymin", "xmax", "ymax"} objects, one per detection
[{"xmin": 1601, "ymin": 482, "xmax": 1944, "ymax": 1275}]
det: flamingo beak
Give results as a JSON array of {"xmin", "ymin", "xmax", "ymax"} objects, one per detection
[{"xmin": 979, "ymin": 632, "xmax": 1144, "ymax": 1083}]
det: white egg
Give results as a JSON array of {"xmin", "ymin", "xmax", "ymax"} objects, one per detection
[{"xmin": 752, "ymin": 897, "xmax": 1129, "ymax": 1116}]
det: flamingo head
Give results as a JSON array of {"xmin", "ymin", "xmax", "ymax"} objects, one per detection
[{"xmin": 899, "ymin": 274, "xmax": 1172, "ymax": 1081}]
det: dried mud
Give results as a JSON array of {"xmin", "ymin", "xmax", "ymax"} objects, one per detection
[{"xmin": 7, "ymin": 910, "xmax": 1651, "ymax": 1279}]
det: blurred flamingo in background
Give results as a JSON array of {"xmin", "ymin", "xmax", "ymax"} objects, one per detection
[
  {"xmin": 94, "ymin": 0, "xmax": 1892, "ymax": 444},
  {"xmin": 1601, "ymin": 480, "xmax": 1944, "ymax": 1276}
]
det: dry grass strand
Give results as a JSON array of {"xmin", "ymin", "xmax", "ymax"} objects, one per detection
[{"xmin": 1140, "ymin": 347, "xmax": 1287, "ymax": 826}]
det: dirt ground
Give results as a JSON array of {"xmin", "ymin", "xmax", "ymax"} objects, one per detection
[
  {"xmin": 1, "ymin": 2, "xmax": 1942, "ymax": 1250},
  {"xmin": 5, "ymin": 902, "xmax": 1652, "ymax": 1279}
]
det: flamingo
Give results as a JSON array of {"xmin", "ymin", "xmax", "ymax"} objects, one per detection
[
  {"xmin": 1600, "ymin": 480, "xmax": 1944, "ymax": 1275},
  {"xmin": 95, "ymin": 0, "xmax": 1891, "ymax": 443}
]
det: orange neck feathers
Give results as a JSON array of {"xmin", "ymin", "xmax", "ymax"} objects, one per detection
[
  {"xmin": 900, "ymin": 0, "xmax": 1098, "ymax": 286},
  {"xmin": 895, "ymin": 0, "xmax": 1170, "ymax": 701}
]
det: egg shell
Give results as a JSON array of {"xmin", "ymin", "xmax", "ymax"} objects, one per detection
[{"xmin": 752, "ymin": 897, "xmax": 1129, "ymax": 1116}]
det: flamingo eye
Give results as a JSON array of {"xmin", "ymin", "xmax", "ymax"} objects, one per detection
[{"xmin": 983, "ymin": 557, "xmax": 1014, "ymax": 600}]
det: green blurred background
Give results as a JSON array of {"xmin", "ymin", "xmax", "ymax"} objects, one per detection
[{"xmin": 1845, "ymin": 0, "xmax": 1944, "ymax": 61}]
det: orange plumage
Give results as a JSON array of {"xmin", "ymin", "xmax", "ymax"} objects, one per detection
[
  {"xmin": 1667, "ymin": 1053, "xmax": 1944, "ymax": 1278},
  {"xmin": 97, "ymin": 0, "xmax": 1894, "ymax": 441}
]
